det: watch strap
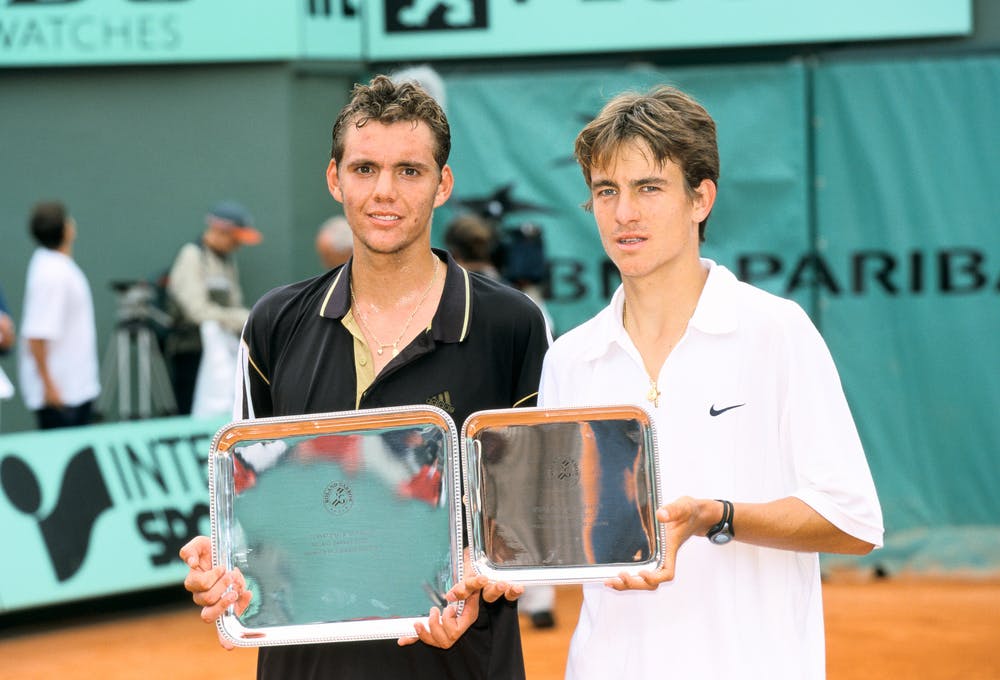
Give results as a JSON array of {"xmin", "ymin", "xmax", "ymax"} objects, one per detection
[{"xmin": 706, "ymin": 499, "xmax": 734, "ymax": 543}]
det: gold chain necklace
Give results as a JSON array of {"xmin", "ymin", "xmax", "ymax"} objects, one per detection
[
  {"xmin": 351, "ymin": 258, "xmax": 439, "ymax": 358},
  {"xmin": 623, "ymin": 300, "xmax": 661, "ymax": 408}
]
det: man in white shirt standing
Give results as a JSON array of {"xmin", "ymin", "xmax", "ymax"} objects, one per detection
[
  {"xmin": 19, "ymin": 201, "xmax": 100, "ymax": 429},
  {"xmin": 538, "ymin": 86, "xmax": 884, "ymax": 678}
]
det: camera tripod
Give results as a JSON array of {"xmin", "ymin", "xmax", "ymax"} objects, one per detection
[{"xmin": 98, "ymin": 284, "xmax": 178, "ymax": 420}]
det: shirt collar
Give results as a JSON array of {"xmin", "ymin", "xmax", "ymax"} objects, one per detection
[
  {"xmin": 318, "ymin": 248, "xmax": 472, "ymax": 344},
  {"xmin": 688, "ymin": 259, "xmax": 740, "ymax": 336},
  {"xmin": 579, "ymin": 285, "xmax": 629, "ymax": 362},
  {"xmin": 578, "ymin": 258, "xmax": 739, "ymax": 362}
]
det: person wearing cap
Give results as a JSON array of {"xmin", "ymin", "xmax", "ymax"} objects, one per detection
[{"xmin": 165, "ymin": 201, "xmax": 261, "ymax": 415}]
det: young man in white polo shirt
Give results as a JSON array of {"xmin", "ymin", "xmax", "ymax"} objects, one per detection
[
  {"xmin": 19, "ymin": 201, "xmax": 100, "ymax": 429},
  {"xmin": 538, "ymin": 86, "xmax": 884, "ymax": 678}
]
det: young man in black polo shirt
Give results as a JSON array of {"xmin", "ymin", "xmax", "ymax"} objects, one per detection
[{"xmin": 180, "ymin": 75, "xmax": 549, "ymax": 679}]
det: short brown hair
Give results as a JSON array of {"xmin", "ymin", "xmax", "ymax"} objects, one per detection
[
  {"xmin": 331, "ymin": 74, "xmax": 451, "ymax": 169},
  {"xmin": 574, "ymin": 85, "xmax": 720, "ymax": 241}
]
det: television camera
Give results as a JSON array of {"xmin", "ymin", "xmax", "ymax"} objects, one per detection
[{"xmin": 97, "ymin": 280, "xmax": 177, "ymax": 420}]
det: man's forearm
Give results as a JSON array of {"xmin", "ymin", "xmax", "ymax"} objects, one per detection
[
  {"xmin": 27, "ymin": 338, "xmax": 60, "ymax": 401},
  {"xmin": 0, "ymin": 313, "xmax": 14, "ymax": 352},
  {"xmin": 725, "ymin": 497, "xmax": 875, "ymax": 555}
]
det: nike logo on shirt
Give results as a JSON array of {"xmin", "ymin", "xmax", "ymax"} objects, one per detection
[{"xmin": 709, "ymin": 403, "xmax": 745, "ymax": 417}]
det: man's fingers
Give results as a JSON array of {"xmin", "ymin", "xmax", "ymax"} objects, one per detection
[
  {"xmin": 188, "ymin": 570, "xmax": 243, "ymax": 617},
  {"xmin": 446, "ymin": 574, "xmax": 523, "ymax": 604},
  {"xmin": 179, "ymin": 535, "xmax": 213, "ymax": 570},
  {"xmin": 216, "ymin": 628, "xmax": 237, "ymax": 650},
  {"xmin": 184, "ymin": 564, "xmax": 226, "ymax": 598},
  {"xmin": 445, "ymin": 574, "xmax": 488, "ymax": 603},
  {"xmin": 400, "ymin": 594, "xmax": 480, "ymax": 648},
  {"xmin": 233, "ymin": 588, "xmax": 254, "ymax": 617},
  {"xmin": 604, "ymin": 569, "xmax": 671, "ymax": 591},
  {"xmin": 397, "ymin": 632, "xmax": 420, "ymax": 647},
  {"xmin": 199, "ymin": 588, "xmax": 239, "ymax": 623},
  {"xmin": 481, "ymin": 581, "xmax": 508, "ymax": 604},
  {"xmin": 482, "ymin": 581, "xmax": 523, "ymax": 603},
  {"xmin": 412, "ymin": 607, "xmax": 453, "ymax": 648}
]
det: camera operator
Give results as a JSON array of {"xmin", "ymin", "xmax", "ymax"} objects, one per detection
[
  {"xmin": 165, "ymin": 201, "xmax": 261, "ymax": 415},
  {"xmin": 18, "ymin": 201, "xmax": 100, "ymax": 429}
]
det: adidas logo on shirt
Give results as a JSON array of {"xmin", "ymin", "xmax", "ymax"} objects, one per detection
[{"xmin": 426, "ymin": 390, "xmax": 455, "ymax": 414}]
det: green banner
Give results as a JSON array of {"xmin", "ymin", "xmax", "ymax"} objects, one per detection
[
  {"xmin": 437, "ymin": 62, "xmax": 811, "ymax": 335},
  {"xmin": 302, "ymin": 0, "xmax": 362, "ymax": 61},
  {"xmin": 0, "ymin": 0, "xmax": 296, "ymax": 66},
  {"xmin": 0, "ymin": 416, "xmax": 226, "ymax": 612},
  {"xmin": 438, "ymin": 56, "xmax": 1000, "ymax": 575},
  {"xmin": 1, "ymin": 0, "xmax": 971, "ymax": 67},
  {"xmin": 367, "ymin": 0, "xmax": 971, "ymax": 61},
  {"xmin": 812, "ymin": 55, "xmax": 1000, "ymax": 573}
]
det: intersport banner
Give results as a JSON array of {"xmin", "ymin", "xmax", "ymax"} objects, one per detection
[{"xmin": 0, "ymin": 416, "xmax": 225, "ymax": 611}]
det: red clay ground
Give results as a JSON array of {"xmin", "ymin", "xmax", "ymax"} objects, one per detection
[{"xmin": 2, "ymin": 578, "xmax": 998, "ymax": 679}]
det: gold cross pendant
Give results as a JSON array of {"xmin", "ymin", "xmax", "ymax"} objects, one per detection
[{"xmin": 647, "ymin": 380, "xmax": 660, "ymax": 408}]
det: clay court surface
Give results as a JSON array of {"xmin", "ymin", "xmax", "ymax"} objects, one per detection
[{"xmin": 2, "ymin": 577, "xmax": 998, "ymax": 679}]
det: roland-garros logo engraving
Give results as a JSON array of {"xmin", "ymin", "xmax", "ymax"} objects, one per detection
[
  {"xmin": 548, "ymin": 457, "xmax": 579, "ymax": 482},
  {"xmin": 323, "ymin": 481, "xmax": 354, "ymax": 515}
]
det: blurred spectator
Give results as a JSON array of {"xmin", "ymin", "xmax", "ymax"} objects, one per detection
[
  {"xmin": 165, "ymin": 201, "xmax": 260, "ymax": 415},
  {"xmin": 315, "ymin": 215, "xmax": 353, "ymax": 270},
  {"xmin": 444, "ymin": 212, "xmax": 557, "ymax": 629},
  {"xmin": 443, "ymin": 213, "xmax": 501, "ymax": 279},
  {"xmin": 498, "ymin": 222, "xmax": 552, "ymax": 328},
  {"xmin": 0, "ymin": 285, "xmax": 14, "ymax": 404},
  {"xmin": 18, "ymin": 201, "xmax": 100, "ymax": 429},
  {"xmin": 0, "ymin": 285, "xmax": 14, "ymax": 355},
  {"xmin": 390, "ymin": 64, "xmax": 448, "ymax": 113}
]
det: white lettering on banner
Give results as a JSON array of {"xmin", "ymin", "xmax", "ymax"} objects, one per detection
[{"xmin": 0, "ymin": 14, "xmax": 181, "ymax": 53}]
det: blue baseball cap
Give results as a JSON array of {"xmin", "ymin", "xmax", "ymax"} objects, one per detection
[{"xmin": 207, "ymin": 201, "xmax": 262, "ymax": 245}]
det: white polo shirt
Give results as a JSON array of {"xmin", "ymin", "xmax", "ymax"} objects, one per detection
[
  {"xmin": 19, "ymin": 248, "xmax": 100, "ymax": 410},
  {"xmin": 539, "ymin": 260, "xmax": 883, "ymax": 680}
]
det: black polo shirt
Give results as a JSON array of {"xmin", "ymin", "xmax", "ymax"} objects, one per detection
[{"xmin": 237, "ymin": 249, "xmax": 548, "ymax": 680}]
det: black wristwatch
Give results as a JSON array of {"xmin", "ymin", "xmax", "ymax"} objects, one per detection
[{"xmin": 706, "ymin": 499, "xmax": 735, "ymax": 545}]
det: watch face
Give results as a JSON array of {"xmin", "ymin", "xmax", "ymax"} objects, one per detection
[
  {"xmin": 709, "ymin": 525, "xmax": 732, "ymax": 545},
  {"xmin": 710, "ymin": 533, "xmax": 731, "ymax": 545}
]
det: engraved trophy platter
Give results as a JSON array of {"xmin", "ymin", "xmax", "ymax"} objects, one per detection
[
  {"xmin": 462, "ymin": 405, "xmax": 663, "ymax": 584},
  {"xmin": 208, "ymin": 406, "xmax": 463, "ymax": 647},
  {"xmin": 209, "ymin": 404, "xmax": 662, "ymax": 646}
]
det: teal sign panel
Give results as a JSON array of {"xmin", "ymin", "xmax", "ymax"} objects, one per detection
[
  {"xmin": 1, "ymin": 0, "xmax": 971, "ymax": 67},
  {"xmin": 0, "ymin": 416, "xmax": 226, "ymax": 612},
  {"xmin": 366, "ymin": 0, "xmax": 971, "ymax": 61},
  {"xmin": 0, "ymin": 0, "xmax": 296, "ymax": 66},
  {"xmin": 812, "ymin": 55, "xmax": 1000, "ymax": 573},
  {"xmin": 436, "ymin": 62, "xmax": 810, "ymax": 335},
  {"xmin": 301, "ymin": 0, "xmax": 362, "ymax": 61}
]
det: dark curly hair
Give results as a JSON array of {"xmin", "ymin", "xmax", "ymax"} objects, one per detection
[{"xmin": 331, "ymin": 74, "xmax": 451, "ymax": 169}]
